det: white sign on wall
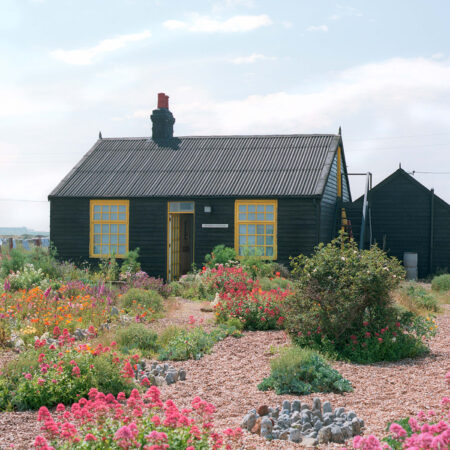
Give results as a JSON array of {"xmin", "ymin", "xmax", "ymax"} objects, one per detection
[{"xmin": 202, "ymin": 224, "xmax": 229, "ymax": 229}]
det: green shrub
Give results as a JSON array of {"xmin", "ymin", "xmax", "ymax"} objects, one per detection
[
  {"xmin": 6, "ymin": 264, "xmax": 48, "ymax": 291},
  {"xmin": 431, "ymin": 274, "xmax": 450, "ymax": 292},
  {"xmin": 258, "ymin": 346, "xmax": 352, "ymax": 395},
  {"xmin": 121, "ymin": 288, "xmax": 163, "ymax": 313},
  {"xmin": 116, "ymin": 324, "xmax": 159, "ymax": 356},
  {"xmin": 0, "ymin": 248, "xmax": 26, "ymax": 277},
  {"xmin": 240, "ymin": 254, "xmax": 275, "ymax": 279},
  {"xmin": 168, "ymin": 281, "xmax": 183, "ymax": 297},
  {"xmin": 158, "ymin": 324, "xmax": 241, "ymax": 361},
  {"xmin": 402, "ymin": 283, "xmax": 439, "ymax": 312},
  {"xmin": 157, "ymin": 325, "xmax": 182, "ymax": 348},
  {"xmin": 258, "ymin": 276, "xmax": 291, "ymax": 291},
  {"xmin": 204, "ymin": 245, "xmax": 237, "ymax": 268},
  {"xmin": 0, "ymin": 246, "xmax": 62, "ymax": 280},
  {"xmin": 120, "ymin": 248, "xmax": 141, "ymax": 276},
  {"xmin": 284, "ymin": 234, "xmax": 435, "ymax": 363},
  {"xmin": 98, "ymin": 254, "xmax": 120, "ymax": 281},
  {"xmin": 224, "ymin": 317, "xmax": 245, "ymax": 331}
]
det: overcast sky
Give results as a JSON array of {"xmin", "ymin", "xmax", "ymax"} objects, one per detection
[{"xmin": 1, "ymin": 0, "xmax": 450, "ymax": 231}]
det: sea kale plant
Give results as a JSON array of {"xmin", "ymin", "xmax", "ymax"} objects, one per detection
[{"xmin": 258, "ymin": 346, "xmax": 352, "ymax": 395}]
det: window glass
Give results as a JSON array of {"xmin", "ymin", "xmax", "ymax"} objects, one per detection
[
  {"xmin": 91, "ymin": 200, "xmax": 128, "ymax": 258},
  {"xmin": 169, "ymin": 202, "xmax": 194, "ymax": 213},
  {"xmin": 235, "ymin": 200, "xmax": 276, "ymax": 259}
]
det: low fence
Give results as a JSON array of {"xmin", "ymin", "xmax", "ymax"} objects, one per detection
[{"xmin": 0, "ymin": 237, "xmax": 50, "ymax": 252}]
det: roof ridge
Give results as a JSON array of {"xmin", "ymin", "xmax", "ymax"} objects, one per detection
[{"xmin": 100, "ymin": 133, "xmax": 340, "ymax": 140}]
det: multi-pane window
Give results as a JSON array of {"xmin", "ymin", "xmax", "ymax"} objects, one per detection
[
  {"xmin": 235, "ymin": 200, "xmax": 277, "ymax": 259},
  {"xmin": 90, "ymin": 200, "xmax": 129, "ymax": 258}
]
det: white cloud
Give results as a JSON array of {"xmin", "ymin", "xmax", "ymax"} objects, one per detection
[
  {"xmin": 229, "ymin": 53, "xmax": 276, "ymax": 64},
  {"xmin": 212, "ymin": 0, "xmax": 255, "ymax": 11},
  {"xmin": 306, "ymin": 24, "xmax": 328, "ymax": 32},
  {"xmin": 431, "ymin": 52, "xmax": 444, "ymax": 60},
  {"xmin": 163, "ymin": 14, "xmax": 272, "ymax": 33},
  {"xmin": 330, "ymin": 4, "xmax": 363, "ymax": 21},
  {"xmin": 51, "ymin": 30, "xmax": 151, "ymax": 65},
  {"xmin": 181, "ymin": 58, "xmax": 450, "ymax": 135}
]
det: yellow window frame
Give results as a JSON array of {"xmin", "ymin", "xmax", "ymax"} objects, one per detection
[
  {"xmin": 90, "ymin": 199, "xmax": 129, "ymax": 258},
  {"xmin": 234, "ymin": 199, "xmax": 278, "ymax": 260}
]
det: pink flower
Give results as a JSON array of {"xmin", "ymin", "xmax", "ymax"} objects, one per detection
[
  {"xmin": 378, "ymin": 338, "xmax": 383, "ymax": 343},
  {"xmin": 56, "ymin": 403, "xmax": 65, "ymax": 412},
  {"xmin": 24, "ymin": 373, "xmax": 32, "ymax": 380},
  {"xmin": 33, "ymin": 435, "xmax": 53, "ymax": 450},
  {"xmin": 389, "ymin": 422, "xmax": 407, "ymax": 438},
  {"xmin": 72, "ymin": 366, "xmax": 81, "ymax": 377},
  {"xmin": 84, "ymin": 434, "xmax": 97, "ymax": 442},
  {"xmin": 365, "ymin": 332, "xmax": 371, "ymax": 338},
  {"xmin": 363, "ymin": 321, "xmax": 369, "ymax": 326}
]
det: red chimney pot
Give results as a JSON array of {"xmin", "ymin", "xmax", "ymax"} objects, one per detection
[{"xmin": 157, "ymin": 93, "xmax": 169, "ymax": 109}]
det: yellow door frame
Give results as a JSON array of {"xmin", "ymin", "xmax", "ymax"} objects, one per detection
[{"xmin": 166, "ymin": 202, "xmax": 195, "ymax": 281}]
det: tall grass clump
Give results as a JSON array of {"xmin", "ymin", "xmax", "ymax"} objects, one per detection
[
  {"xmin": 431, "ymin": 274, "xmax": 450, "ymax": 292},
  {"xmin": 120, "ymin": 288, "xmax": 163, "ymax": 313}
]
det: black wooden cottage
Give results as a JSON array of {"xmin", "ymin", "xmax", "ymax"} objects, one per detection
[
  {"xmin": 346, "ymin": 168, "xmax": 450, "ymax": 278},
  {"xmin": 49, "ymin": 93, "xmax": 351, "ymax": 280}
]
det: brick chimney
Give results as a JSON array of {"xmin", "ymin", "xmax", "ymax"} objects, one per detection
[{"xmin": 151, "ymin": 93, "xmax": 175, "ymax": 139}]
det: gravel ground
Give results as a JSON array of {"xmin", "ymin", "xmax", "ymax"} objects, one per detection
[{"xmin": 0, "ymin": 304, "xmax": 448, "ymax": 449}]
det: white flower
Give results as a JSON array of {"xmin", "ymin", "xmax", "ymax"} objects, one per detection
[{"xmin": 341, "ymin": 257, "xmax": 346, "ymax": 261}]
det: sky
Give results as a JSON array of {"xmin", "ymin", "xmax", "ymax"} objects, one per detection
[{"xmin": 1, "ymin": 0, "xmax": 450, "ymax": 231}]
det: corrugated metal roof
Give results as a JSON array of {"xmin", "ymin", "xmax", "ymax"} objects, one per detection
[{"xmin": 49, "ymin": 134, "xmax": 340, "ymax": 198}]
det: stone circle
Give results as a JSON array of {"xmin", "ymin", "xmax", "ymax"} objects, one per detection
[{"xmin": 241, "ymin": 398, "xmax": 364, "ymax": 445}]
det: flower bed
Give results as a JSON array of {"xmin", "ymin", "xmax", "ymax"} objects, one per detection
[
  {"xmin": 33, "ymin": 386, "xmax": 242, "ymax": 449},
  {"xmin": 206, "ymin": 266, "xmax": 291, "ymax": 330},
  {"xmin": 0, "ymin": 332, "xmax": 135, "ymax": 410}
]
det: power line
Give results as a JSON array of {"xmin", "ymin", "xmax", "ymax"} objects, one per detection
[
  {"xmin": 0, "ymin": 198, "xmax": 48, "ymax": 203},
  {"xmin": 346, "ymin": 131, "xmax": 450, "ymax": 142},
  {"xmin": 412, "ymin": 171, "xmax": 450, "ymax": 175}
]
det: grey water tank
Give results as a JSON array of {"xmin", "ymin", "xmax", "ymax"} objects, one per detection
[{"xmin": 403, "ymin": 252, "xmax": 418, "ymax": 280}]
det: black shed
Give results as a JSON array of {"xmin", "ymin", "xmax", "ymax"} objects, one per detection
[
  {"xmin": 346, "ymin": 168, "xmax": 450, "ymax": 278},
  {"xmin": 49, "ymin": 93, "xmax": 351, "ymax": 280}
]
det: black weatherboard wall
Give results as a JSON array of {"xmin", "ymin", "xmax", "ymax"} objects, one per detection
[
  {"xmin": 51, "ymin": 196, "xmax": 322, "ymax": 278},
  {"xmin": 346, "ymin": 169, "xmax": 450, "ymax": 278}
]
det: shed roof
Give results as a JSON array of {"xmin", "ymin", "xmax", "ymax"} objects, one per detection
[
  {"xmin": 49, "ymin": 134, "xmax": 341, "ymax": 198},
  {"xmin": 352, "ymin": 168, "xmax": 450, "ymax": 209}
]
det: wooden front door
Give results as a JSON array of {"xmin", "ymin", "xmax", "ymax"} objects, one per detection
[{"xmin": 167, "ymin": 202, "xmax": 195, "ymax": 281}]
